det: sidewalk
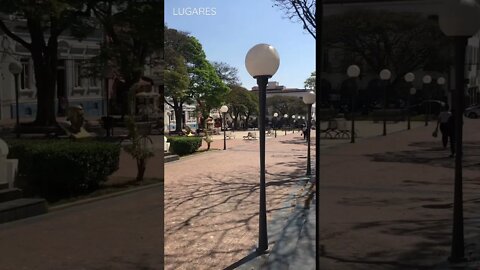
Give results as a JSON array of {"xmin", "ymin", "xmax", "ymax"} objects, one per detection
[{"xmin": 319, "ymin": 118, "xmax": 480, "ymax": 269}]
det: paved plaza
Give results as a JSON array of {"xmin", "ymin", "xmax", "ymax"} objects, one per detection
[
  {"xmin": 164, "ymin": 130, "xmax": 314, "ymax": 269},
  {"xmin": 319, "ymin": 118, "xmax": 480, "ymax": 269}
]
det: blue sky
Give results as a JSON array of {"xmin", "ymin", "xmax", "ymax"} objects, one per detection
[{"xmin": 165, "ymin": 0, "xmax": 315, "ymax": 90}]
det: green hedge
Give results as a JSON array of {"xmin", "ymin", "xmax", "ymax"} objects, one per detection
[
  {"xmin": 167, "ymin": 136, "xmax": 202, "ymax": 156},
  {"xmin": 7, "ymin": 139, "xmax": 120, "ymax": 202}
]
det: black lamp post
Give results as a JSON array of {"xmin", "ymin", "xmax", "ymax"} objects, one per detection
[
  {"xmin": 291, "ymin": 115, "xmax": 296, "ymax": 133},
  {"xmin": 423, "ymin": 74, "xmax": 432, "ymax": 126},
  {"xmin": 408, "ymin": 88, "xmax": 416, "ymax": 130},
  {"xmin": 380, "ymin": 69, "xmax": 392, "ymax": 136},
  {"xmin": 283, "ymin": 114, "xmax": 288, "ymax": 135},
  {"xmin": 9, "ymin": 61, "xmax": 22, "ymax": 138},
  {"xmin": 245, "ymin": 43, "xmax": 280, "ymax": 253},
  {"xmin": 438, "ymin": 0, "xmax": 480, "ymax": 262},
  {"xmin": 273, "ymin": 112, "xmax": 278, "ymax": 138},
  {"xmin": 404, "ymin": 72, "xmax": 415, "ymax": 130},
  {"xmin": 303, "ymin": 91, "xmax": 315, "ymax": 176},
  {"xmin": 220, "ymin": 105, "xmax": 229, "ymax": 150},
  {"xmin": 347, "ymin": 65, "xmax": 360, "ymax": 143}
]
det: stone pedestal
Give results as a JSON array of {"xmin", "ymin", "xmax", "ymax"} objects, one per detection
[{"xmin": 0, "ymin": 138, "xmax": 18, "ymax": 189}]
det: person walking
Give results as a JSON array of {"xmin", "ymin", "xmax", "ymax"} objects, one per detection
[{"xmin": 434, "ymin": 104, "xmax": 455, "ymax": 157}]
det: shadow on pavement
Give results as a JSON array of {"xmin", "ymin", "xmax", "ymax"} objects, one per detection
[
  {"xmin": 164, "ymin": 157, "xmax": 309, "ymax": 269},
  {"xmin": 365, "ymin": 140, "xmax": 480, "ymax": 170}
]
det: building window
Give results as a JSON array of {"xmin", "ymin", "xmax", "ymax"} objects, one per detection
[
  {"xmin": 74, "ymin": 61, "xmax": 83, "ymax": 87},
  {"xmin": 20, "ymin": 58, "xmax": 30, "ymax": 89}
]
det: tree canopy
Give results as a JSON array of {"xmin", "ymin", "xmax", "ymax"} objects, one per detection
[
  {"xmin": 0, "ymin": 0, "xmax": 95, "ymax": 126},
  {"xmin": 164, "ymin": 27, "xmax": 229, "ymax": 131},
  {"xmin": 267, "ymin": 95, "xmax": 307, "ymax": 117},
  {"xmin": 323, "ymin": 10, "xmax": 451, "ymax": 80},
  {"xmin": 273, "ymin": 0, "xmax": 316, "ymax": 39}
]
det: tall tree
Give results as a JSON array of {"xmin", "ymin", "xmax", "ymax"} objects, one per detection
[
  {"xmin": 90, "ymin": 0, "xmax": 163, "ymax": 117},
  {"xmin": 211, "ymin": 61, "xmax": 240, "ymax": 87},
  {"xmin": 164, "ymin": 55, "xmax": 190, "ymax": 131},
  {"xmin": 273, "ymin": 0, "xmax": 316, "ymax": 39},
  {"xmin": 0, "ymin": 0, "xmax": 95, "ymax": 126},
  {"xmin": 304, "ymin": 71, "xmax": 316, "ymax": 91},
  {"xmin": 225, "ymin": 86, "xmax": 258, "ymax": 129},
  {"xmin": 267, "ymin": 95, "xmax": 307, "ymax": 117},
  {"xmin": 324, "ymin": 10, "xmax": 451, "ymax": 93},
  {"xmin": 164, "ymin": 27, "xmax": 229, "ymax": 132}
]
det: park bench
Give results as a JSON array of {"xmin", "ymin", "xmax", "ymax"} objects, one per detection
[
  {"xmin": 243, "ymin": 131, "xmax": 258, "ymax": 140},
  {"xmin": 321, "ymin": 118, "xmax": 351, "ymax": 139},
  {"xmin": 226, "ymin": 131, "xmax": 235, "ymax": 139}
]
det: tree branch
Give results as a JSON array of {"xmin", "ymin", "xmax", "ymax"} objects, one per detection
[{"xmin": 0, "ymin": 19, "xmax": 31, "ymax": 51}]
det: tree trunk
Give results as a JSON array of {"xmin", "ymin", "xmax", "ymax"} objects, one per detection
[
  {"xmin": 30, "ymin": 36, "xmax": 58, "ymax": 126},
  {"xmin": 136, "ymin": 159, "xmax": 146, "ymax": 181},
  {"xmin": 174, "ymin": 101, "xmax": 183, "ymax": 132}
]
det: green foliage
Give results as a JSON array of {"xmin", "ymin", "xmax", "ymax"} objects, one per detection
[
  {"xmin": 323, "ymin": 10, "xmax": 450, "ymax": 77},
  {"xmin": 123, "ymin": 116, "xmax": 155, "ymax": 181},
  {"xmin": 267, "ymin": 95, "xmax": 307, "ymax": 116},
  {"xmin": 7, "ymin": 139, "xmax": 120, "ymax": 202},
  {"xmin": 165, "ymin": 55, "xmax": 190, "ymax": 103},
  {"xmin": 167, "ymin": 136, "xmax": 202, "ymax": 156},
  {"xmin": 0, "ymin": 0, "xmax": 96, "ymax": 125},
  {"xmin": 164, "ymin": 27, "xmax": 229, "ymax": 130},
  {"xmin": 225, "ymin": 86, "xmax": 259, "ymax": 128},
  {"xmin": 211, "ymin": 61, "xmax": 241, "ymax": 87},
  {"xmin": 304, "ymin": 71, "xmax": 316, "ymax": 91}
]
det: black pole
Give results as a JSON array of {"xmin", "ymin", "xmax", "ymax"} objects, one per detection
[
  {"xmin": 223, "ymin": 112, "xmax": 226, "ymax": 150},
  {"xmin": 306, "ymin": 104, "xmax": 312, "ymax": 175},
  {"xmin": 105, "ymin": 78, "xmax": 110, "ymax": 137},
  {"xmin": 14, "ymin": 74, "xmax": 19, "ymax": 138},
  {"xmin": 274, "ymin": 117, "xmax": 277, "ymax": 138},
  {"xmin": 425, "ymin": 84, "xmax": 430, "ymax": 126},
  {"xmin": 351, "ymin": 87, "xmax": 356, "ymax": 143},
  {"xmin": 256, "ymin": 76, "xmax": 269, "ymax": 253},
  {"xmin": 407, "ymin": 94, "xmax": 411, "ymax": 130},
  {"xmin": 450, "ymin": 36, "xmax": 467, "ymax": 263},
  {"xmin": 383, "ymin": 81, "xmax": 387, "ymax": 136}
]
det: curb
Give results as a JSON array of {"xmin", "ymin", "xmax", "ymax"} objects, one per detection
[{"xmin": 49, "ymin": 182, "xmax": 163, "ymax": 212}]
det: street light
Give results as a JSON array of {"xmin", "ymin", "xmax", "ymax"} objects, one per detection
[
  {"xmin": 380, "ymin": 69, "xmax": 392, "ymax": 136},
  {"xmin": 9, "ymin": 60, "xmax": 22, "ymax": 138},
  {"xmin": 273, "ymin": 112, "xmax": 278, "ymax": 138},
  {"xmin": 245, "ymin": 43, "xmax": 280, "ymax": 253},
  {"xmin": 439, "ymin": 0, "xmax": 480, "ymax": 262},
  {"xmin": 220, "ymin": 105, "xmax": 229, "ymax": 150},
  {"xmin": 283, "ymin": 114, "xmax": 288, "ymax": 135},
  {"xmin": 404, "ymin": 73, "xmax": 416, "ymax": 130},
  {"xmin": 347, "ymin": 65, "xmax": 360, "ymax": 143},
  {"xmin": 408, "ymin": 88, "xmax": 417, "ymax": 130},
  {"xmin": 292, "ymin": 114, "xmax": 296, "ymax": 133},
  {"xmin": 303, "ymin": 91, "xmax": 315, "ymax": 176},
  {"xmin": 423, "ymin": 74, "xmax": 432, "ymax": 126}
]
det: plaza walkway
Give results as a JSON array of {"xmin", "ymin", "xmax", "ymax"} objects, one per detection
[
  {"xmin": 0, "ymin": 141, "xmax": 164, "ymax": 270},
  {"xmin": 164, "ymin": 131, "xmax": 314, "ymax": 269},
  {"xmin": 319, "ymin": 118, "xmax": 480, "ymax": 269}
]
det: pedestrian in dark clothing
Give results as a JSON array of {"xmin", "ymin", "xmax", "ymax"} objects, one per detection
[
  {"xmin": 434, "ymin": 105, "xmax": 455, "ymax": 157},
  {"xmin": 434, "ymin": 104, "xmax": 452, "ymax": 148}
]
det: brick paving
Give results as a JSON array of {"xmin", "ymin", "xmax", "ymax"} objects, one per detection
[
  {"xmin": 319, "ymin": 118, "xmax": 480, "ymax": 269},
  {"xmin": 164, "ymin": 131, "xmax": 314, "ymax": 269}
]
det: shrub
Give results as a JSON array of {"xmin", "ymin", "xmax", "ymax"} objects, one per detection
[
  {"xmin": 167, "ymin": 136, "xmax": 202, "ymax": 156},
  {"xmin": 7, "ymin": 139, "xmax": 120, "ymax": 202}
]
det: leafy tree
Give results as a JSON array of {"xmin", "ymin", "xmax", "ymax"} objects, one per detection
[
  {"xmin": 0, "ymin": 0, "xmax": 95, "ymax": 126},
  {"xmin": 164, "ymin": 27, "xmax": 229, "ymax": 132},
  {"xmin": 273, "ymin": 0, "xmax": 316, "ymax": 39},
  {"xmin": 324, "ymin": 10, "xmax": 451, "ymax": 93},
  {"xmin": 267, "ymin": 95, "xmax": 307, "ymax": 118},
  {"xmin": 90, "ymin": 0, "xmax": 163, "ymax": 118},
  {"xmin": 304, "ymin": 71, "xmax": 316, "ymax": 90},
  {"xmin": 211, "ymin": 61, "xmax": 240, "ymax": 87},
  {"xmin": 164, "ymin": 54, "xmax": 190, "ymax": 132},
  {"xmin": 225, "ymin": 86, "xmax": 259, "ymax": 129}
]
